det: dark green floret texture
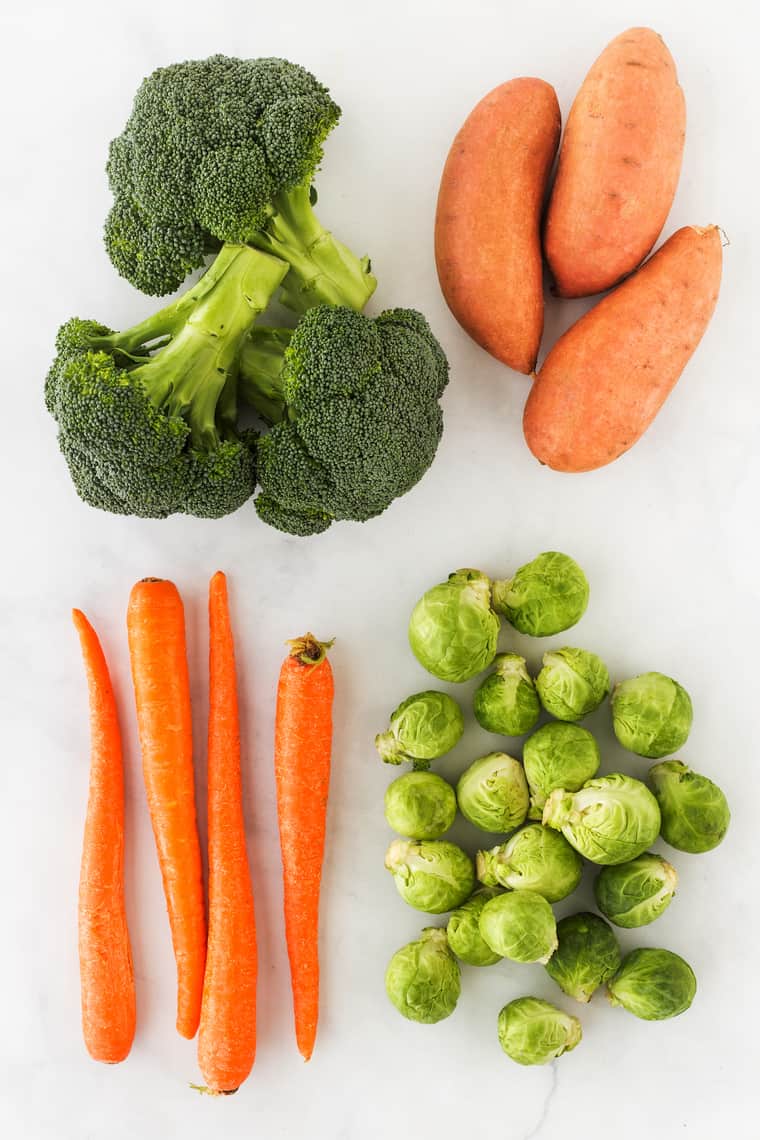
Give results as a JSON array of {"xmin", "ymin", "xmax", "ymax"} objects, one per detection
[
  {"xmin": 104, "ymin": 55, "xmax": 375, "ymax": 311},
  {"xmin": 45, "ymin": 244, "xmax": 286, "ymax": 519},
  {"xmin": 250, "ymin": 306, "xmax": 449, "ymax": 535}
]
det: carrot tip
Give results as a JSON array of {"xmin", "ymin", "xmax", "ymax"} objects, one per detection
[{"xmin": 286, "ymin": 633, "xmax": 334, "ymax": 667}]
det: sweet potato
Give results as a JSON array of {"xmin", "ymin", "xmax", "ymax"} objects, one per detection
[
  {"xmin": 544, "ymin": 27, "xmax": 686, "ymax": 298},
  {"xmin": 523, "ymin": 225, "xmax": 722, "ymax": 472},
  {"xmin": 435, "ymin": 78, "xmax": 561, "ymax": 374}
]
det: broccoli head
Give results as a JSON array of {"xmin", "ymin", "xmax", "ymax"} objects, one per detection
[
  {"xmin": 46, "ymin": 244, "xmax": 288, "ymax": 518},
  {"xmin": 242, "ymin": 306, "xmax": 449, "ymax": 535},
  {"xmin": 106, "ymin": 55, "xmax": 376, "ymax": 309}
]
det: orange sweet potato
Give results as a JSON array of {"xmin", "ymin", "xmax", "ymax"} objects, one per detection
[
  {"xmin": 544, "ymin": 27, "xmax": 686, "ymax": 298},
  {"xmin": 523, "ymin": 225, "xmax": 722, "ymax": 472},
  {"xmin": 435, "ymin": 78, "xmax": 561, "ymax": 374}
]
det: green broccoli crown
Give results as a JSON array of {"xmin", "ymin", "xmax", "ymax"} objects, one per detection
[
  {"xmin": 105, "ymin": 55, "xmax": 340, "ymax": 295},
  {"xmin": 46, "ymin": 244, "xmax": 287, "ymax": 518},
  {"xmin": 253, "ymin": 305, "xmax": 449, "ymax": 535}
]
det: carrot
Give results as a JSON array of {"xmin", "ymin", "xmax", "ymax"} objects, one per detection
[
  {"xmin": 435, "ymin": 78, "xmax": 560, "ymax": 373},
  {"xmin": 126, "ymin": 578, "xmax": 206, "ymax": 1039},
  {"xmin": 544, "ymin": 27, "xmax": 686, "ymax": 298},
  {"xmin": 274, "ymin": 633, "xmax": 334, "ymax": 1061},
  {"xmin": 523, "ymin": 225, "xmax": 722, "ymax": 472},
  {"xmin": 197, "ymin": 572, "xmax": 257, "ymax": 1093},
  {"xmin": 73, "ymin": 608, "xmax": 135, "ymax": 1064}
]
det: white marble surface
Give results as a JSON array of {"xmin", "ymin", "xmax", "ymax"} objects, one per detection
[{"xmin": 2, "ymin": 0, "xmax": 758, "ymax": 1135}]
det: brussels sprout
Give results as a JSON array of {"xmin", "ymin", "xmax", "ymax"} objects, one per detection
[
  {"xmin": 543, "ymin": 773, "xmax": 661, "ymax": 865},
  {"xmin": 594, "ymin": 852, "xmax": 678, "ymax": 928},
  {"xmin": 456, "ymin": 752, "xmax": 530, "ymax": 833},
  {"xmin": 384, "ymin": 772, "xmax": 457, "ymax": 839},
  {"xmin": 611, "ymin": 672, "xmax": 693, "ymax": 758},
  {"xmin": 476, "ymin": 824, "xmax": 582, "ymax": 902},
  {"xmin": 497, "ymin": 997, "xmax": 582, "ymax": 1066},
  {"xmin": 385, "ymin": 839, "xmax": 475, "ymax": 913},
  {"xmin": 385, "ymin": 927, "xmax": 461, "ymax": 1023},
  {"xmin": 492, "ymin": 552, "xmax": 589, "ymax": 638},
  {"xmin": 535, "ymin": 648, "xmax": 610, "ymax": 722},
  {"xmin": 607, "ymin": 948, "xmax": 696, "ymax": 1021},
  {"xmin": 446, "ymin": 888, "xmax": 502, "ymax": 966},
  {"xmin": 375, "ymin": 691, "xmax": 464, "ymax": 769},
  {"xmin": 473, "ymin": 653, "xmax": 540, "ymax": 737},
  {"xmin": 478, "ymin": 890, "xmax": 558, "ymax": 963},
  {"xmin": 649, "ymin": 760, "xmax": 730, "ymax": 853},
  {"xmin": 523, "ymin": 722, "xmax": 601, "ymax": 819},
  {"xmin": 544, "ymin": 912, "xmax": 621, "ymax": 1002},
  {"xmin": 408, "ymin": 569, "xmax": 500, "ymax": 683}
]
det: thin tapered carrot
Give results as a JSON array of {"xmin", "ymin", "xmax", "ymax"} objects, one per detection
[
  {"xmin": 197, "ymin": 572, "xmax": 257, "ymax": 1093},
  {"xmin": 73, "ymin": 608, "xmax": 135, "ymax": 1064},
  {"xmin": 274, "ymin": 633, "xmax": 334, "ymax": 1061},
  {"xmin": 126, "ymin": 578, "xmax": 206, "ymax": 1040}
]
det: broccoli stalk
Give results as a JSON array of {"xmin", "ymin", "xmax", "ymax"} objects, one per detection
[
  {"xmin": 249, "ymin": 185, "xmax": 375, "ymax": 314},
  {"xmin": 238, "ymin": 327, "xmax": 293, "ymax": 425},
  {"xmin": 46, "ymin": 244, "xmax": 289, "ymax": 518}
]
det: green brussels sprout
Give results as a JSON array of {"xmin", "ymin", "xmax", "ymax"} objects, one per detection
[
  {"xmin": 476, "ymin": 824, "xmax": 582, "ymax": 902},
  {"xmin": 473, "ymin": 653, "xmax": 541, "ymax": 736},
  {"xmin": 544, "ymin": 912, "xmax": 621, "ymax": 1002},
  {"xmin": 523, "ymin": 722, "xmax": 601, "ymax": 819},
  {"xmin": 611, "ymin": 672, "xmax": 693, "ymax": 758},
  {"xmin": 543, "ymin": 773, "xmax": 661, "ymax": 865},
  {"xmin": 594, "ymin": 852, "xmax": 678, "ymax": 928},
  {"xmin": 535, "ymin": 648, "xmax": 610, "ymax": 722},
  {"xmin": 478, "ymin": 890, "xmax": 558, "ymax": 963},
  {"xmin": 649, "ymin": 760, "xmax": 730, "ymax": 853},
  {"xmin": 385, "ymin": 839, "xmax": 475, "ymax": 913},
  {"xmin": 456, "ymin": 752, "xmax": 530, "ymax": 833},
  {"xmin": 492, "ymin": 551, "xmax": 589, "ymax": 637},
  {"xmin": 408, "ymin": 569, "xmax": 500, "ymax": 683},
  {"xmin": 607, "ymin": 948, "xmax": 696, "ymax": 1020},
  {"xmin": 497, "ymin": 997, "xmax": 582, "ymax": 1066},
  {"xmin": 385, "ymin": 927, "xmax": 461, "ymax": 1023},
  {"xmin": 384, "ymin": 772, "xmax": 457, "ymax": 839},
  {"xmin": 446, "ymin": 888, "xmax": 502, "ymax": 966},
  {"xmin": 375, "ymin": 690, "xmax": 464, "ymax": 769}
]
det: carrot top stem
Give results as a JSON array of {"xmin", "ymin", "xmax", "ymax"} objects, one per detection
[
  {"xmin": 286, "ymin": 633, "xmax": 335, "ymax": 666},
  {"xmin": 189, "ymin": 1083, "xmax": 239, "ymax": 1097}
]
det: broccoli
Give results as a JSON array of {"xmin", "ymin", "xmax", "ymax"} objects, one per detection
[
  {"xmin": 105, "ymin": 55, "xmax": 376, "ymax": 310},
  {"xmin": 46, "ymin": 244, "xmax": 288, "ymax": 518},
  {"xmin": 238, "ymin": 306, "xmax": 450, "ymax": 536}
]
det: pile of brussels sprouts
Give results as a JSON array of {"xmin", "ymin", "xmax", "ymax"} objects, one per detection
[{"xmin": 377, "ymin": 553, "xmax": 731, "ymax": 1066}]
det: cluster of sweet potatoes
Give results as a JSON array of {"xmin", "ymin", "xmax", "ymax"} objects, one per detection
[{"xmin": 435, "ymin": 27, "xmax": 722, "ymax": 472}]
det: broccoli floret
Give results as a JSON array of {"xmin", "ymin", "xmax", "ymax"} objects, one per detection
[
  {"xmin": 241, "ymin": 306, "xmax": 449, "ymax": 535},
  {"xmin": 46, "ymin": 244, "xmax": 288, "ymax": 518},
  {"xmin": 105, "ymin": 55, "xmax": 376, "ymax": 309}
]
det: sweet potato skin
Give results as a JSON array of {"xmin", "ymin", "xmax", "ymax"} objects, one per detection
[
  {"xmin": 544, "ymin": 27, "xmax": 686, "ymax": 298},
  {"xmin": 435, "ymin": 78, "xmax": 561, "ymax": 374},
  {"xmin": 523, "ymin": 225, "xmax": 722, "ymax": 472}
]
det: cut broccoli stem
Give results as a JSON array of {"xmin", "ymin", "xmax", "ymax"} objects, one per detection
[
  {"xmin": 248, "ymin": 184, "xmax": 376, "ymax": 314},
  {"xmin": 238, "ymin": 327, "xmax": 293, "ymax": 425}
]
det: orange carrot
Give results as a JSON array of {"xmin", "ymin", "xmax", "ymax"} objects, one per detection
[
  {"xmin": 73, "ymin": 608, "xmax": 135, "ymax": 1064},
  {"xmin": 197, "ymin": 572, "xmax": 257, "ymax": 1093},
  {"xmin": 126, "ymin": 578, "xmax": 206, "ymax": 1039},
  {"xmin": 275, "ymin": 633, "xmax": 334, "ymax": 1061}
]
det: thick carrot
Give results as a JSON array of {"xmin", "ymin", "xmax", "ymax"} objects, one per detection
[
  {"xmin": 275, "ymin": 633, "xmax": 334, "ymax": 1061},
  {"xmin": 197, "ymin": 572, "xmax": 257, "ymax": 1093},
  {"xmin": 544, "ymin": 27, "xmax": 686, "ymax": 298},
  {"xmin": 73, "ymin": 608, "xmax": 135, "ymax": 1064},
  {"xmin": 435, "ymin": 78, "xmax": 561, "ymax": 374},
  {"xmin": 523, "ymin": 225, "xmax": 722, "ymax": 472},
  {"xmin": 126, "ymin": 578, "xmax": 206, "ymax": 1039}
]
